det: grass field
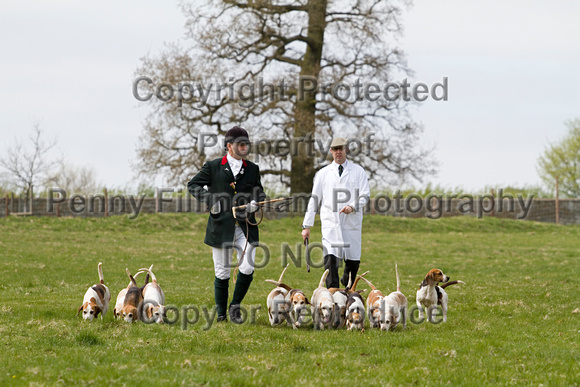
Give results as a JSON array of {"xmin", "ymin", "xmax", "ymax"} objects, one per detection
[{"xmin": 1, "ymin": 214, "xmax": 579, "ymax": 386}]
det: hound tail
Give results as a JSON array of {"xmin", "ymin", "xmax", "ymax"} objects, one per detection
[
  {"xmin": 264, "ymin": 279, "xmax": 292, "ymax": 291},
  {"xmin": 440, "ymin": 280, "xmax": 465, "ymax": 289},
  {"xmin": 350, "ymin": 271, "xmax": 369, "ymax": 292},
  {"xmin": 359, "ymin": 276, "xmax": 377, "ymax": 291},
  {"xmin": 318, "ymin": 269, "xmax": 329, "ymax": 288},
  {"xmin": 126, "ymin": 268, "xmax": 137, "ymax": 286},
  {"xmin": 395, "ymin": 264, "xmax": 401, "ymax": 293},
  {"xmin": 278, "ymin": 263, "xmax": 289, "ymax": 283},
  {"xmin": 346, "ymin": 272, "xmax": 352, "ymax": 289},
  {"xmin": 137, "ymin": 264, "xmax": 156, "ymax": 283},
  {"xmin": 97, "ymin": 262, "xmax": 105, "ymax": 284}
]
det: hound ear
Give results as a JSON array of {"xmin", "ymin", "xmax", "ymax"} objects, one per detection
[
  {"xmin": 77, "ymin": 302, "xmax": 87, "ymax": 316},
  {"xmin": 304, "ymin": 297, "xmax": 311, "ymax": 305},
  {"xmin": 422, "ymin": 272, "xmax": 434, "ymax": 287}
]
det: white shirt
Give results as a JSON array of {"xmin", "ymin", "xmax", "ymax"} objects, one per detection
[
  {"xmin": 302, "ymin": 159, "xmax": 370, "ymax": 260},
  {"xmin": 227, "ymin": 154, "xmax": 243, "ymax": 177}
]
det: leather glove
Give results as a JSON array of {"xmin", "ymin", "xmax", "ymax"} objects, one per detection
[{"xmin": 247, "ymin": 200, "xmax": 259, "ymax": 213}]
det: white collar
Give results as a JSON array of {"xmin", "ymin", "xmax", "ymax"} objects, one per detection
[
  {"xmin": 333, "ymin": 159, "xmax": 349, "ymax": 169},
  {"xmin": 227, "ymin": 153, "xmax": 243, "ymax": 167}
]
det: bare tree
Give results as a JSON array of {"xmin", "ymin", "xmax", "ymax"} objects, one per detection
[
  {"xmin": 45, "ymin": 161, "xmax": 102, "ymax": 195},
  {"xmin": 135, "ymin": 0, "xmax": 435, "ymax": 193},
  {"xmin": 0, "ymin": 124, "xmax": 59, "ymax": 211}
]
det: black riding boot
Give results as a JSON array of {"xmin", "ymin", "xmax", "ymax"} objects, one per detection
[
  {"xmin": 214, "ymin": 277, "xmax": 229, "ymax": 322},
  {"xmin": 229, "ymin": 271, "xmax": 253, "ymax": 324}
]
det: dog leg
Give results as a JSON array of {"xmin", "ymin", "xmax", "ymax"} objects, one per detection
[
  {"xmin": 427, "ymin": 305, "xmax": 439, "ymax": 323},
  {"xmin": 416, "ymin": 300, "xmax": 425, "ymax": 321}
]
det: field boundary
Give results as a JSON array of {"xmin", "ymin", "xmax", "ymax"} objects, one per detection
[{"xmin": 1, "ymin": 196, "xmax": 579, "ymax": 224}]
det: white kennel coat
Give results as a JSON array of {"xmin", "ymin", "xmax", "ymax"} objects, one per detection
[{"xmin": 303, "ymin": 160, "xmax": 370, "ymax": 261}]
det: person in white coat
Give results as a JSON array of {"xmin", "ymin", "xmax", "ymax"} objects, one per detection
[{"xmin": 301, "ymin": 137, "xmax": 371, "ymax": 288}]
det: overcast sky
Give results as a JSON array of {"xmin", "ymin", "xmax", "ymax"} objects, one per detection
[{"xmin": 1, "ymin": 0, "xmax": 579, "ymax": 193}]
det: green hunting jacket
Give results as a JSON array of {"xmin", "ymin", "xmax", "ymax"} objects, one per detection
[{"xmin": 187, "ymin": 155, "xmax": 266, "ymax": 248}]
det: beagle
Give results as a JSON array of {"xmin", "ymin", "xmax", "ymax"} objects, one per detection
[
  {"xmin": 361, "ymin": 264, "xmax": 407, "ymax": 331},
  {"xmin": 346, "ymin": 291, "xmax": 366, "ymax": 331},
  {"xmin": 329, "ymin": 271, "xmax": 368, "ymax": 329},
  {"xmin": 265, "ymin": 265, "xmax": 291, "ymax": 326},
  {"xmin": 138, "ymin": 265, "xmax": 166, "ymax": 324},
  {"xmin": 286, "ymin": 288, "xmax": 310, "ymax": 329},
  {"xmin": 331, "ymin": 290, "xmax": 348, "ymax": 329},
  {"xmin": 113, "ymin": 270, "xmax": 144, "ymax": 319},
  {"xmin": 311, "ymin": 269, "xmax": 335, "ymax": 330},
  {"xmin": 345, "ymin": 272, "xmax": 368, "ymax": 331},
  {"xmin": 266, "ymin": 265, "xmax": 311, "ymax": 328},
  {"xmin": 416, "ymin": 268, "xmax": 465, "ymax": 323},
  {"xmin": 77, "ymin": 262, "xmax": 111, "ymax": 321},
  {"xmin": 121, "ymin": 268, "xmax": 144, "ymax": 323}
]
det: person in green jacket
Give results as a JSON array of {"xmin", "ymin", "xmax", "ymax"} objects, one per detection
[{"xmin": 187, "ymin": 126, "xmax": 266, "ymax": 323}]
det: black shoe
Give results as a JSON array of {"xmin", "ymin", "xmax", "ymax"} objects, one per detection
[
  {"xmin": 228, "ymin": 304, "xmax": 243, "ymax": 324},
  {"xmin": 216, "ymin": 315, "xmax": 227, "ymax": 323}
]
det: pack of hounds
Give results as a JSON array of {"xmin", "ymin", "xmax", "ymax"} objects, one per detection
[
  {"xmin": 77, "ymin": 262, "xmax": 465, "ymax": 329},
  {"xmin": 77, "ymin": 262, "xmax": 165, "ymax": 324},
  {"xmin": 266, "ymin": 264, "xmax": 465, "ymax": 331}
]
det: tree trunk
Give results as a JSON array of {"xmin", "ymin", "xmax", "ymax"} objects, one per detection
[{"xmin": 291, "ymin": 0, "xmax": 327, "ymax": 197}]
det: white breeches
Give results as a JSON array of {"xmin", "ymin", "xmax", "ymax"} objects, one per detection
[{"xmin": 212, "ymin": 225, "xmax": 255, "ymax": 280}]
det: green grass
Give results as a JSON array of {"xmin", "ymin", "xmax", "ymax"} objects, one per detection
[{"xmin": 1, "ymin": 214, "xmax": 579, "ymax": 385}]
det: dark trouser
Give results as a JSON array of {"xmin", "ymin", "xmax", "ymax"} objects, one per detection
[
  {"xmin": 341, "ymin": 259, "xmax": 360, "ymax": 287},
  {"xmin": 324, "ymin": 254, "xmax": 340, "ymax": 288}
]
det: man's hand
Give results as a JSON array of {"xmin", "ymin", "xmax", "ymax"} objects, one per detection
[
  {"xmin": 301, "ymin": 227, "xmax": 310, "ymax": 241},
  {"xmin": 339, "ymin": 205, "xmax": 355, "ymax": 214}
]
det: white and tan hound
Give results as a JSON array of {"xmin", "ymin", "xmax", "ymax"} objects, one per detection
[
  {"xmin": 121, "ymin": 268, "xmax": 143, "ymax": 323},
  {"xmin": 113, "ymin": 270, "xmax": 145, "ymax": 319},
  {"xmin": 361, "ymin": 264, "xmax": 407, "ymax": 331},
  {"xmin": 345, "ymin": 271, "xmax": 368, "ymax": 331},
  {"xmin": 77, "ymin": 262, "xmax": 111, "ymax": 321},
  {"xmin": 286, "ymin": 287, "xmax": 310, "ymax": 328},
  {"xmin": 137, "ymin": 265, "xmax": 166, "ymax": 324},
  {"xmin": 266, "ymin": 265, "xmax": 311, "ymax": 328},
  {"xmin": 265, "ymin": 265, "xmax": 291, "ymax": 326},
  {"xmin": 311, "ymin": 269, "xmax": 335, "ymax": 330},
  {"xmin": 416, "ymin": 268, "xmax": 465, "ymax": 323},
  {"xmin": 329, "ymin": 271, "xmax": 368, "ymax": 329}
]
